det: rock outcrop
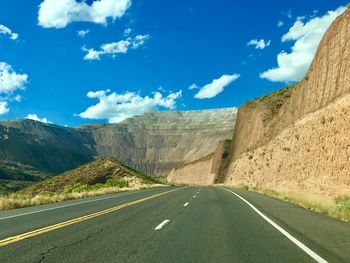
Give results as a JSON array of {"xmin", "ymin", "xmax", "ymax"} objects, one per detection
[
  {"xmin": 222, "ymin": 8, "xmax": 350, "ymax": 198},
  {"xmin": 225, "ymin": 94, "xmax": 350, "ymax": 198},
  {"xmin": 168, "ymin": 140, "xmax": 230, "ymax": 185}
]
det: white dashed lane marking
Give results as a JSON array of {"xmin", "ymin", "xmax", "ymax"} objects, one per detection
[{"xmin": 155, "ymin": 220, "xmax": 170, "ymax": 230}]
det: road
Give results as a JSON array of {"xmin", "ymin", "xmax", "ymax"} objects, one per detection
[{"xmin": 0, "ymin": 186, "xmax": 349, "ymax": 262}]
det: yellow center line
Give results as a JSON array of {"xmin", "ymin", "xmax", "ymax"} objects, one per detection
[{"xmin": 0, "ymin": 188, "xmax": 180, "ymax": 247}]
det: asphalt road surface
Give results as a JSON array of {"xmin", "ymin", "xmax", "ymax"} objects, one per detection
[{"xmin": 0, "ymin": 186, "xmax": 349, "ymax": 262}]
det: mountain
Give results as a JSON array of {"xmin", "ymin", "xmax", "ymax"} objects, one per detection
[
  {"xmin": 0, "ymin": 108, "xmax": 236, "ymax": 193},
  {"xmin": 78, "ymin": 108, "xmax": 237, "ymax": 175},
  {"xmin": 20, "ymin": 158, "xmax": 159, "ymax": 196},
  {"xmin": 0, "ymin": 119, "xmax": 95, "ymax": 174},
  {"xmin": 0, "ymin": 161, "xmax": 51, "ymax": 194}
]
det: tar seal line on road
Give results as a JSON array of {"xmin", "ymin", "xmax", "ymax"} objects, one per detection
[
  {"xmin": 0, "ymin": 188, "xmax": 180, "ymax": 247},
  {"xmin": 220, "ymin": 187, "xmax": 328, "ymax": 263}
]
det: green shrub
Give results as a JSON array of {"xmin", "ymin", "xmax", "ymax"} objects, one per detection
[
  {"xmin": 106, "ymin": 178, "xmax": 129, "ymax": 188},
  {"xmin": 63, "ymin": 183, "xmax": 105, "ymax": 193},
  {"xmin": 335, "ymin": 196, "xmax": 350, "ymax": 212}
]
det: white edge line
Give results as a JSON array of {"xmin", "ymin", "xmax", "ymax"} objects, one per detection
[
  {"xmin": 184, "ymin": 202, "xmax": 189, "ymax": 207},
  {"xmin": 220, "ymin": 187, "xmax": 328, "ymax": 263},
  {"xmin": 0, "ymin": 188, "xmax": 159, "ymax": 220},
  {"xmin": 155, "ymin": 219, "xmax": 170, "ymax": 230}
]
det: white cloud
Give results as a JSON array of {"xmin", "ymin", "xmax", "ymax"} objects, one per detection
[
  {"xmin": 247, "ymin": 39, "xmax": 271, "ymax": 49},
  {"xmin": 0, "ymin": 102, "xmax": 9, "ymax": 115},
  {"xmin": 188, "ymin": 83, "xmax": 199, "ymax": 90},
  {"xmin": 83, "ymin": 34, "xmax": 150, "ymax": 60},
  {"xmin": 194, "ymin": 74, "xmax": 240, "ymax": 99},
  {"xmin": 260, "ymin": 6, "xmax": 346, "ymax": 83},
  {"xmin": 277, "ymin": 21, "xmax": 284, "ymax": 27},
  {"xmin": 0, "ymin": 24, "xmax": 19, "ymax": 40},
  {"xmin": 0, "ymin": 62, "xmax": 28, "ymax": 94},
  {"xmin": 0, "ymin": 62, "xmax": 28, "ymax": 115},
  {"xmin": 38, "ymin": 0, "xmax": 132, "ymax": 28},
  {"xmin": 124, "ymin": 27, "xmax": 132, "ymax": 36},
  {"xmin": 77, "ymin": 89, "xmax": 182, "ymax": 123},
  {"xmin": 283, "ymin": 10, "xmax": 292, "ymax": 19},
  {"xmin": 26, "ymin": 114, "xmax": 53, "ymax": 124},
  {"xmin": 77, "ymin": 29, "xmax": 90, "ymax": 38}
]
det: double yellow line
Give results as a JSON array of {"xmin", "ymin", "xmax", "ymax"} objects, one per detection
[{"xmin": 0, "ymin": 188, "xmax": 179, "ymax": 247}]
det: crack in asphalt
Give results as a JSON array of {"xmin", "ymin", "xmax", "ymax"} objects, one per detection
[
  {"xmin": 38, "ymin": 245, "xmax": 58, "ymax": 263},
  {"xmin": 36, "ymin": 228, "xmax": 105, "ymax": 262}
]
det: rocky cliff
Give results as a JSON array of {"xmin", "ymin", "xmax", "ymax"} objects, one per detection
[
  {"xmin": 223, "ymin": 8, "xmax": 350, "ymax": 198},
  {"xmin": 0, "ymin": 108, "xmax": 237, "ymax": 185},
  {"xmin": 226, "ymin": 8, "xmax": 350, "ymax": 163},
  {"xmin": 167, "ymin": 140, "xmax": 230, "ymax": 185}
]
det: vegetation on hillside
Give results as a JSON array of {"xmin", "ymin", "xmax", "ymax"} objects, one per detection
[
  {"xmin": 20, "ymin": 158, "xmax": 159, "ymax": 196},
  {"xmin": 0, "ymin": 158, "xmax": 163, "ymax": 211},
  {"xmin": 245, "ymin": 85, "xmax": 295, "ymax": 116},
  {"xmin": 221, "ymin": 139, "xmax": 231, "ymax": 160},
  {"xmin": 0, "ymin": 162, "xmax": 51, "ymax": 194}
]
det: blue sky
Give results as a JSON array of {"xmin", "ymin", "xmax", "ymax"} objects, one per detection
[{"xmin": 0, "ymin": 0, "xmax": 348, "ymax": 126}]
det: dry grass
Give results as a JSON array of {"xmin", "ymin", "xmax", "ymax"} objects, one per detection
[
  {"xmin": 0, "ymin": 184, "xmax": 165, "ymax": 211},
  {"xmin": 235, "ymin": 185, "xmax": 350, "ymax": 222}
]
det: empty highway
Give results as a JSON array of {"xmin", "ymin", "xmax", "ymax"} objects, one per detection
[{"xmin": 0, "ymin": 186, "xmax": 349, "ymax": 262}]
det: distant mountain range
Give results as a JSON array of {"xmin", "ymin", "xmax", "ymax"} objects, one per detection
[{"xmin": 0, "ymin": 108, "xmax": 237, "ymax": 193}]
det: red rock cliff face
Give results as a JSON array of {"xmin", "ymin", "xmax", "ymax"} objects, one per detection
[{"xmin": 225, "ymin": 8, "xmax": 350, "ymax": 166}]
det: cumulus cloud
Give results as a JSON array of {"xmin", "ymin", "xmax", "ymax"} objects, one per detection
[
  {"xmin": 0, "ymin": 102, "xmax": 9, "ymax": 115},
  {"xmin": 83, "ymin": 34, "xmax": 150, "ymax": 60},
  {"xmin": 260, "ymin": 6, "xmax": 346, "ymax": 83},
  {"xmin": 0, "ymin": 24, "xmax": 19, "ymax": 40},
  {"xmin": 77, "ymin": 89, "xmax": 182, "ymax": 123},
  {"xmin": 194, "ymin": 74, "xmax": 240, "ymax": 99},
  {"xmin": 77, "ymin": 29, "xmax": 90, "ymax": 38},
  {"xmin": 38, "ymin": 0, "xmax": 131, "ymax": 28},
  {"xmin": 0, "ymin": 62, "xmax": 28, "ymax": 95},
  {"xmin": 38, "ymin": 0, "xmax": 132, "ymax": 28},
  {"xmin": 277, "ymin": 21, "xmax": 284, "ymax": 27},
  {"xmin": 0, "ymin": 62, "xmax": 28, "ymax": 115},
  {"xmin": 26, "ymin": 114, "xmax": 53, "ymax": 124},
  {"xmin": 247, "ymin": 39, "xmax": 271, "ymax": 50}
]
